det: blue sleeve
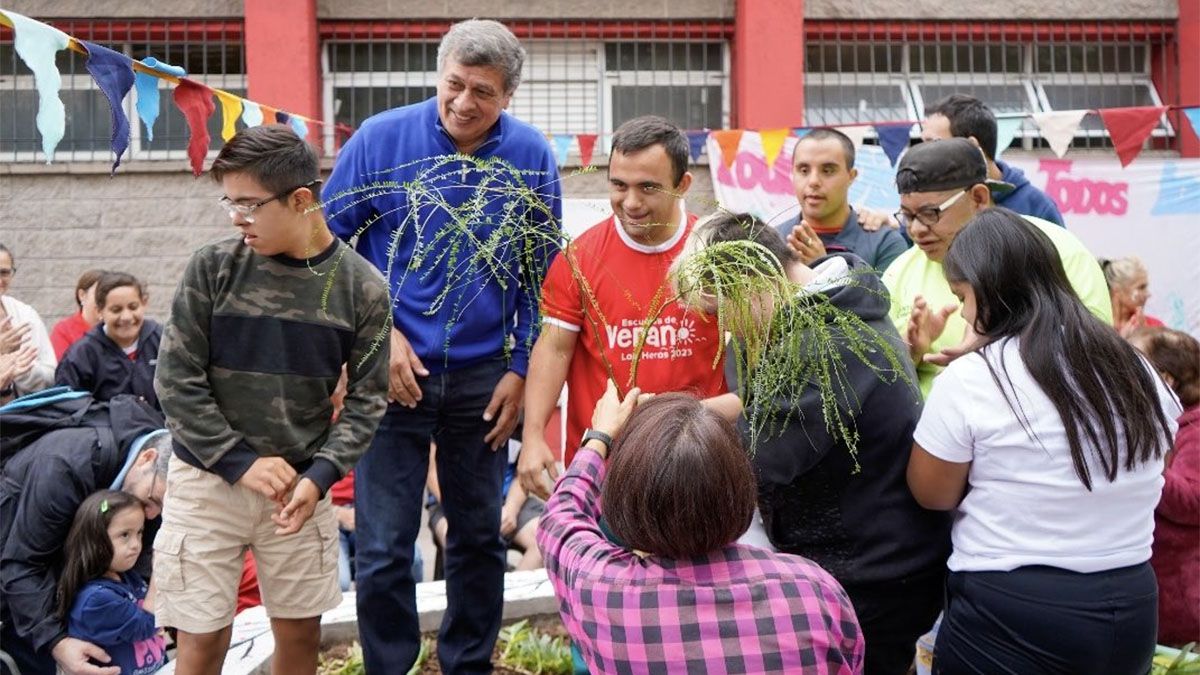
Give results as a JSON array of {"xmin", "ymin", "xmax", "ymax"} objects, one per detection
[
  {"xmin": 324, "ymin": 129, "xmax": 375, "ymax": 241},
  {"xmin": 54, "ymin": 345, "xmax": 89, "ymax": 391},
  {"xmin": 1036, "ymin": 195, "xmax": 1067, "ymax": 227},
  {"xmin": 509, "ymin": 148, "xmax": 563, "ymax": 378},
  {"xmin": 68, "ymin": 585, "xmax": 158, "ymax": 645}
]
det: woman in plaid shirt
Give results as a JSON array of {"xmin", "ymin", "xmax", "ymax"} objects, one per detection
[{"xmin": 537, "ymin": 383, "xmax": 864, "ymax": 674}]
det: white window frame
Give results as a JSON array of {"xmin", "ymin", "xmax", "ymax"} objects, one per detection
[{"xmin": 803, "ymin": 72, "xmax": 917, "ymax": 132}]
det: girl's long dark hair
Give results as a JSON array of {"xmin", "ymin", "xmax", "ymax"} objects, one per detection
[
  {"xmin": 943, "ymin": 208, "xmax": 1174, "ymax": 490},
  {"xmin": 57, "ymin": 490, "xmax": 145, "ymax": 618}
]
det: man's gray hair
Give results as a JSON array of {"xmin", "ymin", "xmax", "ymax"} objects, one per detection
[
  {"xmin": 437, "ymin": 19, "xmax": 526, "ymax": 94},
  {"xmin": 144, "ymin": 430, "xmax": 173, "ymax": 476}
]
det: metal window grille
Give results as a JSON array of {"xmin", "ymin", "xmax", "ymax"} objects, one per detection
[
  {"xmin": 320, "ymin": 20, "xmax": 732, "ymax": 162},
  {"xmin": 0, "ymin": 18, "xmax": 245, "ymax": 164},
  {"xmin": 803, "ymin": 20, "xmax": 1179, "ymax": 152}
]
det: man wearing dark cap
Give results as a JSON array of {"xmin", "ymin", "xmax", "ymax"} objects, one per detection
[{"xmin": 882, "ymin": 138, "xmax": 1111, "ymax": 396}]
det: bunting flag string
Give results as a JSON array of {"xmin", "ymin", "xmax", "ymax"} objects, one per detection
[
  {"xmin": 0, "ymin": 8, "xmax": 334, "ymax": 172},
  {"xmin": 4, "ymin": 9, "xmax": 1200, "ymax": 173},
  {"xmin": 80, "ymin": 40, "xmax": 135, "ymax": 174}
]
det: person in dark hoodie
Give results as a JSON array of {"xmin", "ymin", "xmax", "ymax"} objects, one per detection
[
  {"xmin": 675, "ymin": 212, "xmax": 951, "ymax": 675},
  {"xmin": 0, "ymin": 394, "xmax": 168, "ymax": 675},
  {"xmin": 56, "ymin": 272, "xmax": 162, "ymax": 411},
  {"xmin": 921, "ymin": 93, "xmax": 1066, "ymax": 227}
]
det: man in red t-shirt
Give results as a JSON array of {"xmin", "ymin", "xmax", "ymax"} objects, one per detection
[{"xmin": 518, "ymin": 116, "xmax": 727, "ymax": 498}]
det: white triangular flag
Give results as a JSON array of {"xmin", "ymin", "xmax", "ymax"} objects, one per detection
[
  {"xmin": 1032, "ymin": 110, "xmax": 1088, "ymax": 158},
  {"xmin": 835, "ymin": 125, "xmax": 870, "ymax": 151}
]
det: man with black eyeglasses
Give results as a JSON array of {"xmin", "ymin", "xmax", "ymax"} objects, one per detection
[{"xmin": 882, "ymin": 138, "xmax": 1111, "ymax": 397}]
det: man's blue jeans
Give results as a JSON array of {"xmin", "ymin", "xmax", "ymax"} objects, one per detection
[{"xmin": 354, "ymin": 359, "xmax": 508, "ymax": 674}]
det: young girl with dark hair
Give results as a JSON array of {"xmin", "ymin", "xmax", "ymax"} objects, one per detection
[
  {"xmin": 55, "ymin": 272, "xmax": 162, "ymax": 410},
  {"xmin": 906, "ymin": 208, "xmax": 1181, "ymax": 674},
  {"xmin": 59, "ymin": 490, "xmax": 167, "ymax": 674}
]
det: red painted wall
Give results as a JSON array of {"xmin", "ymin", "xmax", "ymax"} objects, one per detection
[
  {"xmin": 1178, "ymin": 0, "xmax": 1199, "ymax": 157},
  {"xmin": 244, "ymin": 0, "xmax": 321, "ymax": 145},
  {"xmin": 733, "ymin": 0, "xmax": 805, "ymax": 129}
]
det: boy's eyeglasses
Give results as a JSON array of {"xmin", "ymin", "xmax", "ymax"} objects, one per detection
[
  {"xmin": 218, "ymin": 179, "xmax": 322, "ymax": 223},
  {"xmin": 893, "ymin": 188, "xmax": 968, "ymax": 229}
]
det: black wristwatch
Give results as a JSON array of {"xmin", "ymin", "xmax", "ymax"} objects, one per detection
[{"xmin": 581, "ymin": 428, "xmax": 613, "ymax": 451}]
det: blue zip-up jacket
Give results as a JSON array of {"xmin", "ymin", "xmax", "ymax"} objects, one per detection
[
  {"xmin": 55, "ymin": 321, "xmax": 162, "ymax": 411},
  {"xmin": 323, "ymin": 98, "xmax": 562, "ymax": 377},
  {"xmin": 67, "ymin": 571, "xmax": 167, "ymax": 674},
  {"xmin": 996, "ymin": 160, "xmax": 1066, "ymax": 227}
]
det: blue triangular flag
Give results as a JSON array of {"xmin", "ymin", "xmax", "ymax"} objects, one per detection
[
  {"xmin": 81, "ymin": 40, "xmax": 135, "ymax": 174},
  {"xmin": 875, "ymin": 123, "xmax": 913, "ymax": 166},
  {"xmin": 275, "ymin": 110, "xmax": 290, "ymax": 125},
  {"xmin": 687, "ymin": 130, "xmax": 709, "ymax": 162},
  {"xmin": 289, "ymin": 115, "xmax": 309, "ymax": 140},
  {"xmin": 994, "ymin": 117, "xmax": 1024, "ymax": 160},
  {"xmin": 1183, "ymin": 107, "xmax": 1200, "ymax": 144},
  {"xmin": 552, "ymin": 134, "xmax": 573, "ymax": 167},
  {"xmin": 134, "ymin": 57, "xmax": 186, "ymax": 143}
]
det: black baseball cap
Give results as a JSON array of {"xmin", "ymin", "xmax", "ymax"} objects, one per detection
[{"xmin": 895, "ymin": 138, "xmax": 1015, "ymax": 195}]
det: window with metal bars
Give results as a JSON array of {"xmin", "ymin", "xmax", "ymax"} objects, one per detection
[
  {"xmin": 322, "ymin": 38, "xmax": 729, "ymax": 160},
  {"xmin": 0, "ymin": 22, "xmax": 246, "ymax": 163},
  {"xmin": 804, "ymin": 32, "xmax": 1174, "ymax": 151}
]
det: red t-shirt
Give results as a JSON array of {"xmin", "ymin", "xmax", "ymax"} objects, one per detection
[
  {"xmin": 541, "ymin": 212, "xmax": 727, "ymax": 465},
  {"xmin": 50, "ymin": 312, "xmax": 92, "ymax": 361}
]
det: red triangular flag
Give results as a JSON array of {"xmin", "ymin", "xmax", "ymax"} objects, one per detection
[
  {"xmin": 172, "ymin": 79, "xmax": 216, "ymax": 177},
  {"xmin": 1098, "ymin": 106, "xmax": 1165, "ymax": 167},
  {"xmin": 712, "ymin": 129, "xmax": 744, "ymax": 170},
  {"xmin": 576, "ymin": 133, "xmax": 598, "ymax": 167}
]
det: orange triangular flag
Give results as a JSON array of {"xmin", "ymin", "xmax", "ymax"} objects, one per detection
[
  {"xmin": 760, "ymin": 128, "xmax": 790, "ymax": 169},
  {"xmin": 1098, "ymin": 106, "xmax": 1166, "ymax": 167},
  {"xmin": 577, "ymin": 133, "xmax": 598, "ymax": 166},
  {"xmin": 712, "ymin": 129, "xmax": 744, "ymax": 170}
]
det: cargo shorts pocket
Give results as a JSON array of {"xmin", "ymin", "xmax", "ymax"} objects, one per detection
[
  {"xmin": 153, "ymin": 528, "xmax": 187, "ymax": 592},
  {"xmin": 317, "ymin": 510, "xmax": 339, "ymax": 575}
]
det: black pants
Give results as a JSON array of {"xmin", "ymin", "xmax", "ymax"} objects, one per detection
[
  {"xmin": 842, "ymin": 567, "xmax": 945, "ymax": 675},
  {"xmin": 934, "ymin": 563, "xmax": 1158, "ymax": 675}
]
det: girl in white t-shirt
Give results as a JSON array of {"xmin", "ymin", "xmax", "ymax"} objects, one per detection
[{"xmin": 906, "ymin": 208, "xmax": 1180, "ymax": 675}]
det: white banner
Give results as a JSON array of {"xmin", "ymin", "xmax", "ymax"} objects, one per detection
[{"xmin": 708, "ymin": 132, "xmax": 1200, "ymax": 336}]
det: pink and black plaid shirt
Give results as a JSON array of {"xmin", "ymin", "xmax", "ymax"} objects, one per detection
[{"xmin": 537, "ymin": 448, "xmax": 865, "ymax": 674}]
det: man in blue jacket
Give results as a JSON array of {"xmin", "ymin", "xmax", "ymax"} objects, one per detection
[
  {"xmin": 323, "ymin": 18, "xmax": 561, "ymax": 675},
  {"xmin": 921, "ymin": 93, "xmax": 1066, "ymax": 227}
]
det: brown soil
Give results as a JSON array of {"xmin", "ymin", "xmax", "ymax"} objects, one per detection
[{"xmin": 320, "ymin": 613, "xmax": 569, "ymax": 675}]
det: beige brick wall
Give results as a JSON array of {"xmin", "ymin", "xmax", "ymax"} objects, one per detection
[{"xmin": 1, "ymin": 162, "xmax": 717, "ymax": 328}]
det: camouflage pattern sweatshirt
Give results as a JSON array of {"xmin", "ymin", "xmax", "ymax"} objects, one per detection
[{"xmin": 154, "ymin": 236, "xmax": 391, "ymax": 495}]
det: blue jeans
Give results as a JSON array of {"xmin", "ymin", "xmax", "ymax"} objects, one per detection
[
  {"xmin": 355, "ymin": 359, "xmax": 508, "ymax": 674},
  {"xmin": 338, "ymin": 528, "xmax": 423, "ymax": 591}
]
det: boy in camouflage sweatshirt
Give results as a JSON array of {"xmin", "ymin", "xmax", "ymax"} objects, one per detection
[{"xmin": 152, "ymin": 125, "xmax": 390, "ymax": 674}]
